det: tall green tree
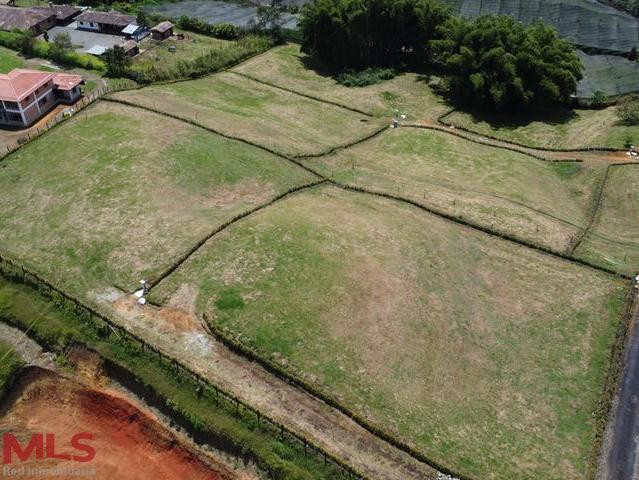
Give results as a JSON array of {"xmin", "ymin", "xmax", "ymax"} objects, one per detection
[
  {"xmin": 431, "ymin": 15, "xmax": 583, "ymax": 111},
  {"xmin": 103, "ymin": 45, "xmax": 131, "ymax": 78},
  {"xmin": 300, "ymin": 0, "xmax": 450, "ymax": 70}
]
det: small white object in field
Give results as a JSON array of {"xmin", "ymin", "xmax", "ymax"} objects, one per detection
[
  {"xmin": 134, "ymin": 289, "xmax": 144, "ymax": 299},
  {"xmin": 137, "ymin": 297, "xmax": 146, "ymax": 305},
  {"xmin": 400, "ymin": 114, "xmax": 406, "ymax": 119}
]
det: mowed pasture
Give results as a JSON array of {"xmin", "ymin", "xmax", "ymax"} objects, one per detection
[
  {"xmin": 304, "ymin": 127, "xmax": 605, "ymax": 252},
  {"xmin": 0, "ymin": 102, "xmax": 317, "ymax": 298},
  {"xmin": 232, "ymin": 43, "xmax": 449, "ymax": 120},
  {"xmin": 576, "ymin": 165, "xmax": 639, "ymax": 275},
  {"xmin": 443, "ymin": 107, "xmax": 639, "ymax": 150},
  {"xmin": 109, "ymin": 72, "xmax": 384, "ymax": 157},
  {"xmin": 150, "ymin": 185, "xmax": 628, "ymax": 480}
]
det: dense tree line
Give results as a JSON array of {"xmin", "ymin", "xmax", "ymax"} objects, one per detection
[
  {"xmin": 300, "ymin": 0, "xmax": 583, "ymax": 111},
  {"xmin": 431, "ymin": 15, "xmax": 583, "ymax": 110},
  {"xmin": 299, "ymin": 0, "xmax": 449, "ymax": 69}
]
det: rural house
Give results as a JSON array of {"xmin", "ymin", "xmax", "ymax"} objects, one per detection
[
  {"xmin": 0, "ymin": 6, "xmax": 56, "ymax": 34},
  {"xmin": 121, "ymin": 39, "xmax": 139, "ymax": 57},
  {"xmin": 0, "ymin": 69, "xmax": 82, "ymax": 127},
  {"xmin": 76, "ymin": 11, "xmax": 136, "ymax": 35},
  {"xmin": 151, "ymin": 21, "xmax": 173, "ymax": 41},
  {"xmin": 31, "ymin": 5, "xmax": 81, "ymax": 26}
]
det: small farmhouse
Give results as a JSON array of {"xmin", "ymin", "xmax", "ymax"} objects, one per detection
[
  {"xmin": 0, "ymin": 6, "xmax": 56, "ymax": 34},
  {"xmin": 121, "ymin": 39, "xmax": 139, "ymax": 57},
  {"xmin": 0, "ymin": 69, "xmax": 82, "ymax": 127},
  {"xmin": 76, "ymin": 11, "xmax": 136, "ymax": 35},
  {"xmin": 151, "ymin": 21, "xmax": 173, "ymax": 41}
]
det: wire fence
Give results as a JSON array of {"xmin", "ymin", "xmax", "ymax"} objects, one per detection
[{"xmin": 0, "ymin": 252, "xmax": 364, "ymax": 480}]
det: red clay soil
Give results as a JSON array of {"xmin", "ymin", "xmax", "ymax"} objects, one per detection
[{"xmin": 0, "ymin": 367, "xmax": 242, "ymax": 480}]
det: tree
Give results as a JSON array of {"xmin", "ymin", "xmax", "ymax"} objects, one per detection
[
  {"xmin": 49, "ymin": 32, "xmax": 72, "ymax": 61},
  {"xmin": 103, "ymin": 45, "xmax": 131, "ymax": 78},
  {"xmin": 617, "ymin": 95, "xmax": 639, "ymax": 125},
  {"xmin": 299, "ymin": 0, "xmax": 450, "ymax": 70},
  {"xmin": 136, "ymin": 11, "xmax": 148, "ymax": 27},
  {"xmin": 431, "ymin": 15, "xmax": 583, "ymax": 111},
  {"xmin": 18, "ymin": 31, "xmax": 34, "ymax": 56},
  {"xmin": 255, "ymin": 0, "xmax": 286, "ymax": 41},
  {"xmin": 590, "ymin": 90, "xmax": 608, "ymax": 107}
]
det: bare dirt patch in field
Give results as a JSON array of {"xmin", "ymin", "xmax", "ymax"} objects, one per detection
[{"xmin": 0, "ymin": 367, "xmax": 246, "ymax": 480}]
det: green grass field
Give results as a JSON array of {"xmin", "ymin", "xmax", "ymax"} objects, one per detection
[
  {"xmin": 133, "ymin": 30, "xmax": 232, "ymax": 72},
  {"xmin": 0, "ymin": 46, "xmax": 24, "ymax": 74},
  {"xmin": 110, "ymin": 71, "xmax": 384, "ymax": 157},
  {"xmin": 304, "ymin": 127, "xmax": 605, "ymax": 252},
  {"xmin": 150, "ymin": 185, "xmax": 628, "ymax": 480},
  {"xmin": 443, "ymin": 107, "xmax": 639, "ymax": 149},
  {"xmin": 232, "ymin": 43, "xmax": 449, "ymax": 121},
  {"xmin": 0, "ymin": 102, "xmax": 316, "ymax": 298},
  {"xmin": 575, "ymin": 165, "xmax": 639, "ymax": 275}
]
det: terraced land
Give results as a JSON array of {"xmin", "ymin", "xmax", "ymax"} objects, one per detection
[
  {"xmin": 442, "ymin": 107, "xmax": 639, "ymax": 150},
  {"xmin": 109, "ymin": 71, "xmax": 384, "ymax": 157},
  {"xmin": 303, "ymin": 127, "xmax": 605, "ymax": 252},
  {"xmin": 232, "ymin": 43, "xmax": 449, "ymax": 120},
  {"xmin": 0, "ymin": 102, "xmax": 317, "ymax": 297},
  {"xmin": 575, "ymin": 165, "xmax": 639, "ymax": 275},
  {"xmin": 150, "ymin": 185, "xmax": 628, "ymax": 480}
]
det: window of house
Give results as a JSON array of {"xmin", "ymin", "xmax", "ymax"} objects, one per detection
[
  {"xmin": 4, "ymin": 101, "xmax": 18, "ymax": 110},
  {"xmin": 38, "ymin": 97, "xmax": 47, "ymax": 107}
]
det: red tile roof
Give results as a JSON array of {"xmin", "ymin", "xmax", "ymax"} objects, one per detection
[{"xmin": 0, "ymin": 69, "xmax": 81, "ymax": 102}]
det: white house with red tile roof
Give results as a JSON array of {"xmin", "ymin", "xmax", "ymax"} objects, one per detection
[{"xmin": 0, "ymin": 69, "xmax": 83, "ymax": 128}]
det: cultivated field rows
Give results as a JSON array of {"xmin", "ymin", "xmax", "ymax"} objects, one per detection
[{"xmin": 0, "ymin": 43, "xmax": 637, "ymax": 480}]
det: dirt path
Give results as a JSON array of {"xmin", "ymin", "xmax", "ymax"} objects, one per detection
[
  {"xmin": 598, "ymin": 285, "xmax": 639, "ymax": 480},
  {"xmin": 96, "ymin": 293, "xmax": 440, "ymax": 480}
]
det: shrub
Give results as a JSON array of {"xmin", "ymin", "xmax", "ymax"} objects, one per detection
[
  {"xmin": 617, "ymin": 96, "xmax": 639, "ymax": 125},
  {"xmin": 336, "ymin": 67, "xmax": 395, "ymax": 87}
]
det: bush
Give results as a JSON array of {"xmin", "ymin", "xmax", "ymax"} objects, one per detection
[
  {"xmin": 432, "ymin": 16, "xmax": 583, "ymax": 111},
  {"xmin": 617, "ymin": 96, "xmax": 639, "ymax": 125},
  {"xmin": 176, "ymin": 16, "xmax": 242, "ymax": 40},
  {"xmin": 336, "ymin": 67, "xmax": 395, "ymax": 87}
]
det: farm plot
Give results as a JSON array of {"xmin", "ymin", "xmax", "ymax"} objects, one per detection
[
  {"xmin": 109, "ymin": 72, "xmax": 383, "ymax": 157},
  {"xmin": 443, "ymin": 107, "xmax": 639, "ymax": 150},
  {"xmin": 575, "ymin": 165, "xmax": 639, "ymax": 275},
  {"xmin": 150, "ymin": 185, "xmax": 628, "ymax": 480},
  {"xmin": 232, "ymin": 43, "xmax": 449, "ymax": 120},
  {"xmin": 303, "ymin": 127, "xmax": 604, "ymax": 252},
  {"xmin": 133, "ymin": 30, "xmax": 232, "ymax": 71},
  {"xmin": 0, "ymin": 102, "xmax": 316, "ymax": 299}
]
